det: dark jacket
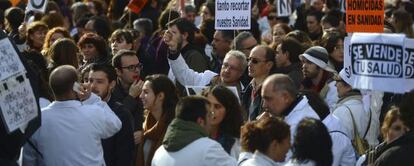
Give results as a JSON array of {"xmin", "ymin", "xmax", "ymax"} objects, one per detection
[
  {"xmin": 241, "ymin": 83, "xmax": 264, "ymax": 121},
  {"xmin": 102, "ymin": 98, "xmax": 135, "ymax": 166},
  {"xmin": 279, "ymin": 62, "xmax": 303, "ymax": 89},
  {"xmin": 111, "ymin": 80, "xmax": 144, "ymax": 131},
  {"xmin": 181, "ymin": 44, "xmax": 209, "ymax": 73},
  {"xmin": 209, "ymin": 53, "xmax": 222, "ymax": 74},
  {"xmin": 374, "ymin": 130, "xmax": 414, "ymax": 166},
  {"xmin": 139, "ymin": 33, "xmax": 170, "ymax": 77},
  {"xmin": 216, "ymin": 133, "xmax": 236, "ymax": 155},
  {"xmin": 176, "ymin": 44, "xmax": 210, "ymax": 96}
]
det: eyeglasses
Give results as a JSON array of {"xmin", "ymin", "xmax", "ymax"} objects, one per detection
[
  {"xmin": 222, "ymin": 62, "xmax": 242, "ymax": 72},
  {"xmin": 121, "ymin": 63, "xmax": 143, "ymax": 71},
  {"xmin": 247, "ymin": 57, "xmax": 269, "ymax": 64}
]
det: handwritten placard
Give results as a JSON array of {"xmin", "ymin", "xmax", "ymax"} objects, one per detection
[
  {"xmin": 0, "ymin": 74, "xmax": 38, "ymax": 133},
  {"xmin": 0, "ymin": 37, "xmax": 38, "ymax": 133},
  {"xmin": 0, "ymin": 38, "xmax": 25, "ymax": 81}
]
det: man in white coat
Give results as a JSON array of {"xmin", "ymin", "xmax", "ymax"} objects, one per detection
[
  {"xmin": 151, "ymin": 96, "xmax": 236, "ymax": 166},
  {"xmin": 23, "ymin": 65, "xmax": 121, "ymax": 166},
  {"xmin": 261, "ymin": 74, "xmax": 319, "ymax": 161}
]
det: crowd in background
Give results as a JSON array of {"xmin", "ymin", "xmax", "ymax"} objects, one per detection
[{"xmin": 0, "ymin": 0, "xmax": 413, "ymax": 165}]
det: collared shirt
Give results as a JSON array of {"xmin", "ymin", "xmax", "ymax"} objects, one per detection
[
  {"xmin": 23, "ymin": 95, "xmax": 121, "ymax": 166},
  {"xmin": 241, "ymin": 151, "xmax": 281, "ymax": 166}
]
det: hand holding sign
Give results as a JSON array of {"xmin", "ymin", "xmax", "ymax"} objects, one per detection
[{"xmin": 163, "ymin": 30, "xmax": 179, "ymax": 53}]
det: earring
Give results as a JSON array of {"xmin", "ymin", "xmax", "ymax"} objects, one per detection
[{"xmin": 210, "ymin": 111, "xmax": 216, "ymax": 120}]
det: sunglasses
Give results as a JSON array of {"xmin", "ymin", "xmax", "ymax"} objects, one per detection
[
  {"xmin": 248, "ymin": 57, "xmax": 269, "ymax": 64},
  {"xmin": 121, "ymin": 63, "xmax": 143, "ymax": 71}
]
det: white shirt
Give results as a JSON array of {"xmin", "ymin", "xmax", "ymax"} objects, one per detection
[
  {"xmin": 242, "ymin": 151, "xmax": 282, "ymax": 166},
  {"xmin": 323, "ymin": 114, "xmax": 356, "ymax": 166},
  {"xmin": 332, "ymin": 95, "xmax": 376, "ymax": 145},
  {"xmin": 284, "ymin": 96, "xmax": 320, "ymax": 161},
  {"xmin": 324, "ymin": 81, "xmax": 338, "ymax": 111},
  {"xmin": 284, "ymin": 159, "xmax": 316, "ymax": 166},
  {"xmin": 23, "ymin": 94, "xmax": 121, "ymax": 166},
  {"xmin": 168, "ymin": 53, "xmax": 218, "ymax": 86},
  {"xmin": 152, "ymin": 137, "xmax": 236, "ymax": 166},
  {"xmin": 238, "ymin": 152, "xmax": 253, "ymax": 165}
]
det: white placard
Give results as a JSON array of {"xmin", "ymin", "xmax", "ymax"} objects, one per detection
[
  {"xmin": 185, "ymin": 86, "xmax": 240, "ymax": 101},
  {"xmin": 27, "ymin": 0, "xmax": 48, "ymax": 13},
  {"xmin": 0, "ymin": 37, "xmax": 38, "ymax": 133},
  {"xmin": 276, "ymin": 0, "xmax": 292, "ymax": 17},
  {"xmin": 340, "ymin": 0, "xmax": 346, "ymax": 13},
  {"xmin": 403, "ymin": 38, "xmax": 414, "ymax": 87},
  {"xmin": 0, "ymin": 73, "xmax": 38, "ymax": 133},
  {"xmin": 0, "ymin": 38, "xmax": 26, "ymax": 81},
  {"xmin": 342, "ymin": 33, "xmax": 414, "ymax": 93},
  {"xmin": 215, "ymin": 0, "xmax": 251, "ymax": 30}
]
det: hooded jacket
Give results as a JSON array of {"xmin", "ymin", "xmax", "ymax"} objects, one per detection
[{"xmin": 151, "ymin": 118, "xmax": 237, "ymax": 166}]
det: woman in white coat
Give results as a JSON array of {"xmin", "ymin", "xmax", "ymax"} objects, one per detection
[{"xmin": 240, "ymin": 115, "xmax": 291, "ymax": 166}]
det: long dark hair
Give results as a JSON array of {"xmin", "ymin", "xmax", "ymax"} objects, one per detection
[
  {"xmin": 145, "ymin": 74, "xmax": 179, "ymax": 124},
  {"xmin": 292, "ymin": 118, "xmax": 333, "ymax": 166},
  {"xmin": 202, "ymin": 85, "xmax": 243, "ymax": 138}
]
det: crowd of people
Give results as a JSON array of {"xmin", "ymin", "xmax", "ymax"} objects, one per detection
[{"xmin": 0, "ymin": 0, "xmax": 414, "ymax": 165}]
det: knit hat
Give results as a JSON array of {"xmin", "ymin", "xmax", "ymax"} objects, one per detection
[{"xmin": 299, "ymin": 46, "xmax": 336, "ymax": 73}]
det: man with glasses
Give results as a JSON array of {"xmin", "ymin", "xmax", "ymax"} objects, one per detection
[
  {"xmin": 242, "ymin": 45, "xmax": 275, "ymax": 121},
  {"xmin": 164, "ymin": 29, "xmax": 247, "ymax": 97},
  {"xmin": 111, "ymin": 49, "xmax": 144, "ymax": 155},
  {"xmin": 231, "ymin": 31, "xmax": 258, "ymax": 87}
]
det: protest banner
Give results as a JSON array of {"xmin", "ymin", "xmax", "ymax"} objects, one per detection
[
  {"xmin": 345, "ymin": 0, "xmax": 384, "ymax": 32},
  {"xmin": 404, "ymin": 38, "xmax": 414, "ymax": 86},
  {"xmin": 276, "ymin": 0, "xmax": 292, "ymax": 17},
  {"xmin": 342, "ymin": 33, "xmax": 414, "ymax": 93},
  {"xmin": 215, "ymin": 0, "xmax": 251, "ymax": 30},
  {"xmin": 27, "ymin": 0, "xmax": 48, "ymax": 13},
  {"xmin": 0, "ymin": 36, "xmax": 38, "ymax": 133}
]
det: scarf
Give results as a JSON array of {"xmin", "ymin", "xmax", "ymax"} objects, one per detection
[{"xmin": 136, "ymin": 112, "xmax": 170, "ymax": 166}]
